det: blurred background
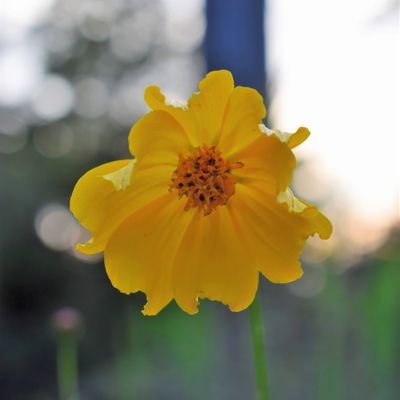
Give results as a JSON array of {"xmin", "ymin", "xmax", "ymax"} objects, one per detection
[{"xmin": 0, "ymin": 0, "xmax": 398, "ymax": 399}]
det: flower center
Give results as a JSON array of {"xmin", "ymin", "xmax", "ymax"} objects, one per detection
[{"xmin": 170, "ymin": 145, "xmax": 243, "ymax": 215}]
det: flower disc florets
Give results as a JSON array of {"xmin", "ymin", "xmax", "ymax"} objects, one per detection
[{"xmin": 170, "ymin": 145, "xmax": 243, "ymax": 215}]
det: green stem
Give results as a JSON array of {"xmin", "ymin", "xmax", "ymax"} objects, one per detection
[
  {"xmin": 249, "ymin": 294, "xmax": 269, "ymax": 400},
  {"xmin": 57, "ymin": 332, "xmax": 79, "ymax": 400}
]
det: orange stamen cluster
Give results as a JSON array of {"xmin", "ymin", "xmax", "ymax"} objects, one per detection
[{"xmin": 170, "ymin": 145, "xmax": 243, "ymax": 215}]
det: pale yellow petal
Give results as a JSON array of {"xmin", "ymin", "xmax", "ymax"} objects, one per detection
[
  {"xmin": 172, "ymin": 206, "xmax": 259, "ymax": 314},
  {"xmin": 229, "ymin": 184, "xmax": 332, "ymax": 283},
  {"xmin": 217, "ymin": 86, "xmax": 266, "ymax": 157},
  {"xmin": 277, "ymin": 187, "xmax": 307, "ymax": 213},
  {"xmin": 104, "ymin": 193, "xmax": 196, "ymax": 316},
  {"xmin": 103, "ymin": 160, "xmax": 135, "ymax": 191},
  {"xmin": 144, "ymin": 70, "xmax": 234, "ymax": 147},
  {"xmin": 128, "ymin": 110, "xmax": 192, "ymax": 167},
  {"xmin": 70, "ymin": 161, "xmax": 172, "ymax": 254}
]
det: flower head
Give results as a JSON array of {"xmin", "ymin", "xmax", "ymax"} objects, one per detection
[{"xmin": 70, "ymin": 70, "xmax": 332, "ymax": 315}]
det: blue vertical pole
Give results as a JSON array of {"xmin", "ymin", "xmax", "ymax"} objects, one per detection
[
  {"xmin": 204, "ymin": 3, "xmax": 269, "ymax": 398},
  {"xmin": 205, "ymin": 0, "xmax": 267, "ymax": 98}
]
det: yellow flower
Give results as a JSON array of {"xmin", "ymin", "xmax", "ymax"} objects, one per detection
[{"xmin": 70, "ymin": 70, "xmax": 332, "ymax": 315}]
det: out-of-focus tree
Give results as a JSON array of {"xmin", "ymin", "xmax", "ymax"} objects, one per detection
[{"xmin": 0, "ymin": 1, "xmax": 205, "ymax": 398}]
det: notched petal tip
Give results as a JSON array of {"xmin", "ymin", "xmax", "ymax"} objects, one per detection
[
  {"xmin": 72, "ymin": 239, "xmax": 95, "ymax": 256},
  {"xmin": 198, "ymin": 69, "xmax": 234, "ymax": 92},
  {"xmin": 320, "ymin": 217, "xmax": 333, "ymax": 240},
  {"xmin": 304, "ymin": 207, "xmax": 333, "ymax": 240},
  {"xmin": 271, "ymin": 265, "xmax": 304, "ymax": 284},
  {"xmin": 287, "ymin": 127, "xmax": 310, "ymax": 149},
  {"xmin": 278, "ymin": 188, "xmax": 333, "ymax": 240},
  {"xmin": 227, "ymin": 299, "xmax": 254, "ymax": 313},
  {"xmin": 174, "ymin": 297, "xmax": 199, "ymax": 315},
  {"xmin": 144, "ymin": 85, "xmax": 188, "ymax": 111},
  {"xmin": 144, "ymin": 70, "xmax": 234, "ymax": 112},
  {"xmin": 144, "ymin": 85, "xmax": 165, "ymax": 110},
  {"xmin": 261, "ymin": 260, "xmax": 304, "ymax": 284},
  {"xmin": 141, "ymin": 305, "xmax": 158, "ymax": 317},
  {"xmin": 234, "ymin": 86, "xmax": 267, "ymax": 119},
  {"xmin": 141, "ymin": 295, "xmax": 173, "ymax": 316},
  {"xmin": 258, "ymin": 125, "xmax": 310, "ymax": 149},
  {"xmin": 181, "ymin": 305, "xmax": 199, "ymax": 316},
  {"xmin": 185, "ymin": 308, "xmax": 199, "ymax": 316}
]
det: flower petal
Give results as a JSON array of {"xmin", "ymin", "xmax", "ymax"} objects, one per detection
[
  {"xmin": 144, "ymin": 70, "xmax": 234, "ymax": 147},
  {"xmin": 128, "ymin": 110, "xmax": 192, "ymax": 166},
  {"xmin": 259, "ymin": 124, "xmax": 311, "ymax": 149},
  {"xmin": 187, "ymin": 70, "xmax": 234, "ymax": 145},
  {"xmin": 231, "ymin": 133, "xmax": 296, "ymax": 196},
  {"xmin": 70, "ymin": 161, "xmax": 172, "ymax": 254},
  {"xmin": 217, "ymin": 86, "xmax": 266, "ymax": 157},
  {"xmin": 277, "ymin": 188, "xmax": 333, "ymax": 239},
  {"xmin": 104, "ymin": 193, "xmax": 196, "ymax": 316},
  {"xmin": 287, "ymin": 127, "xmax": 310, "ymax": 149},
  {"xmin": 230, "ymin": 184, "xmax": 332, "ymax": 283},
  {"xmin": 172, "ymin": 206, "xmax": 259, "ymax": 314},
  {"xmin": 144, "ymin": 85, "xmax": 197, "ymax": 146},
  {"xmin": 103, "ymin": 159, "xmax": 135, "ymax": 191}
]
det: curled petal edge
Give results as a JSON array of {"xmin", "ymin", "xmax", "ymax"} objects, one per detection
[
  {"xmin": 277, "ymin": 188, "xmax": 333, "ymax": 240},
  {"xmin": 102, "ymin": 160, "xmax": 135, "ymax": 191},
  {"xmin": 259, "ymin": 124, "xmax": 310, "ymax": 149}
]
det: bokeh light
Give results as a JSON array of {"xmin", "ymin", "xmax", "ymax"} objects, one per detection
[
  {"xmin": 0, "ymin": 45, "xmax": 44, "ymax": 106},
  {"xmin": 34, "ymin": 203, "xmax": 81, "ymax": 251},
  {"xmin": 74, "ymin": 77, "xmax": 108, "ymax": 119},
  {"xmin": 33, "ymin": 123, "xmax": 74, "ymax": 158},
  {"xmin": 31, "ymin": 75, "xmax": 75, "ymax": 120}
]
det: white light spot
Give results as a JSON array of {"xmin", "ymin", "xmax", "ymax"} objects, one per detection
[
  {"xmin": 33, "ymin": 124, "xmax": 74, "ymax": 158},
  {"xmin": 35, "ymin": 204, "xmax": 81, "ymax": 251},
  {"xmin": 32, "ymin": 75, "xmax": 74, "ymax": 120},
  {"xmin": 0, "ymin": 0, "xmax": 56, "ymax": 29},
  {"xmin": 161, "ymin": 0, "xmax": 205, "ymax": 53},
  {"xmin": 74, "ymin": 78, "xmax": 108, "ymax": 118},
  {"xmin": 0, "ymin": 46, "xmax": 43, "ymax": 106},
  {"xmin": 110, "ymin": 14, "xmax": 152, "ymax": 62},
  {"xmin": 0, "ymin": 132, "xmax": 27, "ymax": 154},
  {"xmin": 78, "ymin": 4, "xmax": 113, "ymax": 42}
]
